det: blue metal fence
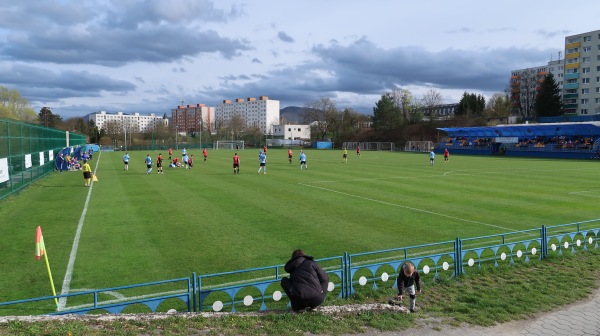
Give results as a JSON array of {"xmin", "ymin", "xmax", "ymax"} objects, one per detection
[{"xmin": 1, "ymin": 220, "xmax": 598, "ymax": 316}]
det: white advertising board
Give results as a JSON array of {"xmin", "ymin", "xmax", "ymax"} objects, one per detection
[{"xmin": 0, "ymin": 158, "xmax": 9, "ymax": 183}]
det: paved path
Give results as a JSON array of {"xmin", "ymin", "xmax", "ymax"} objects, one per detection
[{"xmin": 354, "ymin": 286, "xmax": 600, "ymax": 336}]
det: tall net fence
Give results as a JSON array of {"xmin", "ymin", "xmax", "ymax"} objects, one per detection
[
  {"xmin": 342, "ymin": 142, "xmax": 396, "ymax": 151},
  {"xmin": 0, "ymin": 118, "xmax": 86, "ymax": 200}
]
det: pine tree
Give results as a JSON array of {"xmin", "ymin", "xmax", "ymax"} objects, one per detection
[
  {"xmin": 372, "ymin": 92, "xmax": 399, "ymax": 131},
  {"xmin": 534, "ymin": 73, "xmax": 562, "ymax": 117}
]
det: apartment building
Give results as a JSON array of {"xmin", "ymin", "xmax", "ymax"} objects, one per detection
[
  {"xmin": 510, "ymin": 58, "xmax": 564, "ymax": 118},
  {"xmin": 86, "ymin": 111, "xmax": 167, "ymax": 133},
  {"xmin": 215, "ymin": 96, "xmax": 280, "ymax": 134},
  {"xmin": 563, "ymin": 29, "xmax": 600, "ymax": 115},
  {"xmin": 171, "ymin": 104, "xmax": 215, "ymax": 135}
]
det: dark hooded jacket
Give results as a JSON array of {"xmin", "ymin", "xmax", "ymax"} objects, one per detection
[{"xmin": 284, "ymin": 253, "xmax": 329, "ymax": 300}]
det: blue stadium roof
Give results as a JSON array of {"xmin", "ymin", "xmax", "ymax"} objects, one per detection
[{"xmin": 438, "ymin": 123, "xmax": 600, "ymax": 138}]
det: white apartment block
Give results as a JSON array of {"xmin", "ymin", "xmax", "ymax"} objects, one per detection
[
  {"xmin": 215, "ymin": 96, "xmax": 280, "ymax": 134},
  {"xmin": 87, "ymin": 111, "xmax": 167, "ymax": 133},
  {"xmin": 271, "ymin": 124, "xmax": 311, "ymax": 140},
  {"xmin": 563, "ymin": 29, "xmax": 600, "ymax": 115},
  {"xmin": 510, "ymin": 58, "xmax": 564, "ymax": 118}
]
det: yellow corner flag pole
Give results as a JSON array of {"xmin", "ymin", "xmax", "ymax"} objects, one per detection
[{"xmin": 35, "ymin": 226, "xmax": 59, "ymax": 310}]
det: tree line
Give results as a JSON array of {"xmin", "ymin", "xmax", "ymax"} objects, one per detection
[{"xmin": 0, "ymin": 73, "xmax": 564, "ymax": 148}]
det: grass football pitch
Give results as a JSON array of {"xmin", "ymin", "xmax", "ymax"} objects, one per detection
[{"xmin": 1, "ymin": 148, "xmax": 600, "ymax": 304}]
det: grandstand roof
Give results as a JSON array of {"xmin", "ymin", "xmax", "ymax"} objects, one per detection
[{"xmin": 438, "ymin": 123, "xmax": 600, "ymax": 138}]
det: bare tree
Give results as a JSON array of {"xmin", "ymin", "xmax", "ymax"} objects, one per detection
[
  {"xmin": 511, "ymin": 71, "xmax": 537, "ymax": 119},
  {"xmin": 391, "ymin": 88, "xmax": 416, "ymax": 124},
  {"xmin": 303, "ymin": 97, "xmax": 338, "ymax": 141},
  {"xmin": 227, "ymin": 114, "xmax": 246, "ymax": 140},
  {"xmin": 421, "ymin": 88, "xmax": 443, "ymax": 121}
]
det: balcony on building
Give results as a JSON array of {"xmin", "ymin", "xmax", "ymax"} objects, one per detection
[
  {"xmin": 563, "ymin": 83, "xmax": 580, "ymax": 90},
  {"xmin": 565, "ymin": 73, "xmax": 580, "ymax": 79}
]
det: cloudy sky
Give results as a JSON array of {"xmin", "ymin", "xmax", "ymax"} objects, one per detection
[{"xmin": 1, "ymin": 0, "xmax": 598, "ymax": 119}]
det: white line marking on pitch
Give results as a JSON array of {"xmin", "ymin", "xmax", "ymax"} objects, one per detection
[
  {"xmin": 58, "ymin": 151, "xmax": 101, "ymax": 311},
  {"xmin": 307, "ymin": 176, "xmax": 417, "ymax": 184},
  {"xmin": 298, "ymin": 182, "xmax": 514, "ymax": 232},
  {"xmin": 569, "ymin": 189, "xmax": 600, "ymax": 197},
  {"xmin": 443, "ymin": 166, "xmax": 599, "ymax": 177}
]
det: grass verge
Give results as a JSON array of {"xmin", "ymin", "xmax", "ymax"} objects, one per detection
[{"xmin": 2, "ymin": 250, "xmax": 599, "ymax": 335}]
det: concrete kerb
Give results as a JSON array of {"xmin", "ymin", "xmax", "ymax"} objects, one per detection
[{"xmin": 0, "ymin": 303, "xmax": 410, "ymax": 324}]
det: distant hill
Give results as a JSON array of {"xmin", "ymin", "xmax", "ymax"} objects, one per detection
[{"xmin": 280, "ymin": 106, "xmax": 305, "ymax": 123}]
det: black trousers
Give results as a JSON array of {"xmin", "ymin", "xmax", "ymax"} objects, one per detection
[{"xmin": 280, "ymin": 277, "xmax": 325, "ymax": 312}]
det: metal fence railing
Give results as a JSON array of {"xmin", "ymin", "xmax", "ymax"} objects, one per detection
[
  {"xmin": 0, "ymin": 220, "xmax": 598, "ymax": 316},
  {"xmin": 0, "ymin": 118, "xmax": 86, "ymax": 200}
]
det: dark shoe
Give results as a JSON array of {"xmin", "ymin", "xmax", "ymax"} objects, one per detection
[
  {"xmin": 410, "ymin": 307, "xmax": 419, "ymax": 313},
  {"xmin": 388, "ymin": 299, "xmax": 402, "ymax": 306}
]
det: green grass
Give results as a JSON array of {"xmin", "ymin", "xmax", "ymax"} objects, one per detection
[
  {"xmin": 1, "ymin": 251, "xmax": 599, "ymax": 335},
  {"xmin": 1, "ymin": 149, "xmax": 600, "ymax": 307}
]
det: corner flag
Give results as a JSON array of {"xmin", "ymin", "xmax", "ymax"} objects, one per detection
[
  {"xmin": 35, "ymin": 226, "xmax": 59, "ymax": 309},
  {"xmin": 35, "ymin": 226, "xmax": 45, "ymax": 260}
]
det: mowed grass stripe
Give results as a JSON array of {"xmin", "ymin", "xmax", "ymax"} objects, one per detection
[{"xmin": 2, "ymin": 150, "xmax": 600, "ymax": 303}]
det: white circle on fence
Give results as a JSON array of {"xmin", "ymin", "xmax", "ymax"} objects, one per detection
[
  {"xmin": 359, "ymin": 276, "xmax": 367, "ymax": 286},
  {"xmin": 577, "ymin": 239, "xmax": 581, "ymax": 246},
  {"xmin": 500, "ymin": 252, "xmax": 506, "ymax": 261},
  {"xmin": 442, "ymin": 262, "xmax": 449, "ymax": 270},
  {"xmin": 381, "ymin": 272, "xmax": 389, "ymax": 281},
  {"xmin": 564, "ymin": 242, "xmax": 569, "ymax": 249},
  {"xmin": 328, "ymin": 281, "xmax": 335, "ymax": 292},
  {"xmin": 551, "ymin": 244, "xmax": 557, "ymax": 251},
  {"xmin": 212, "ymin": 301, "xmax": 223, "ymax": 312},
  {"xmin": 590, "ymin": 237, "xmax": 594, "ymax": 244},
  {"xmin": 243, "ymin": 295, "xmax": 253, "ymax": 306},
  {"xmin": 468, "ymin": 258, "xmax": 475, "ymax": 267},
  {"xmin": 273, "ymin": 291, "xmax": 282, "ymax": 301},
  {"xmin": 517, "ymin": 250, "xmax": 523, "ymax": 258},
  {"xmin": 423, "ymin": 265, "xmax": 430, "ymax": 274},
  {"xmin": 531, "ymin": 247, "xmax": 537, "ymax": 255}
]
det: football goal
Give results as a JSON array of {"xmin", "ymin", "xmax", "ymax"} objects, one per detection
[
  {"xmin": 213, "ymin": 140, "xmax": 245, "ymax": 150},
  {"xmin": 342, "ymin": 142, "xmax": 396, "ymax": 151},
  {"xmin": 404, "ymin": 141, "xmax": 434, "ymax": 152}
]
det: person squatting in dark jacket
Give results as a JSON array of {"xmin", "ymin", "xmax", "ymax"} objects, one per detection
[
  {"xmin": 396, "ymin": 261, "xmax": 422, "ymax": 312},
  {"xmin": 280, "ymin": 249, "xmax": 329, "ymax": 312}
]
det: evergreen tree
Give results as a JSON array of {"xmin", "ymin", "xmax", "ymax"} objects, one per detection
[
  {"xmin": 372, "ymin": 92, "xmax": 399, "ymax": 131},
  {"xmin": 38, "ymin": 107, "xmax": 62, "ymax": 127},
  {"xmin": 535, "ymin": 73, "xmax": 562, "ymax": 117},
  {"xmin": 456, "ymin": 92, "xmax": 485, "ymax": 116}
]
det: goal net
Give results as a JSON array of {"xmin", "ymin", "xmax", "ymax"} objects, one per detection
[
  {"xmin": 404, "ymin": 141, "xmax": 434, "ymax": 152},
  {"xmin": 341, "ymin": 142, "xmax": 396, "ymax": 151},
  {"xmin": 213, "ymin": 140, "xmax": 245, "ymax": 150}
]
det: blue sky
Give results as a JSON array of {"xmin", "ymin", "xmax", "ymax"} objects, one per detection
[{"xmin": 1, "ymin": 0, "xmax": 598, "ymax": 119}]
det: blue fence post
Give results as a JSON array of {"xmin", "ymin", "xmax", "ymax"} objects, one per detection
[
  {"xmin": 541, "ymin": 226, "xmax": 547, "ymax": 259},
  {"xmin": 454, "ymin": 237, "xmax": 462, "ymax": 277},
  {"xmin": 343, "ymin": 252, "xmax": 349, "ymax": 299},
  {"xmin": 192, "ymin": 272, "xmax": 197, "ymax": 312}
]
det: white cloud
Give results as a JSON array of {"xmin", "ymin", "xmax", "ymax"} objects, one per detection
[{"xmin": 0, "ymin": 0, "xmax": 596, "ymax": 118}]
